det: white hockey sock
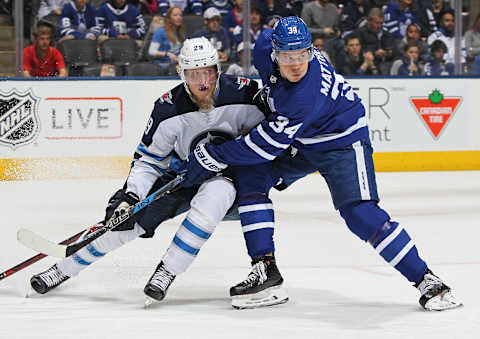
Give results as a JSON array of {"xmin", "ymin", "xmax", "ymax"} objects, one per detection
[
  {"xmin": 162, "ymin": 209, "xmax": 215, "ymax": 276},
  {"xmin": 56, "ymin": 223, "xmax": 145, "ymax": 277}
]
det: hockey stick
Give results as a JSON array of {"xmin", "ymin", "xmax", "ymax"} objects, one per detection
[
  {"xmin": 0, "ymin": 228, "xmax": 86, "ymax": 281},
  {"xmin": 17, "ymin": 174, "xmax": 185, "ymax": 259}
]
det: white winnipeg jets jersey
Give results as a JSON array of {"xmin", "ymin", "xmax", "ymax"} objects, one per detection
[{"xmin": 126, "ymin": 74, "xmax": 265, "ymax": 198}]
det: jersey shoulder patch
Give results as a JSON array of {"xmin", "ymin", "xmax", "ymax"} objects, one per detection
[{"xmin": 159, "ymin": 90, "xmax": 173, "ymax": 105}]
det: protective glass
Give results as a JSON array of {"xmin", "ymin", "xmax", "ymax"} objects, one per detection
[
  {"xmin": 184, "ymin": 68, "xmax": 218, "ymax": 85},
  {"xmin": 274, "ymin": 49, "xmax": 312, "ymax": 65}
]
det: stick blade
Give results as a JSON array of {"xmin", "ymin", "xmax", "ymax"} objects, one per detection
[{"xmin": 17, "ymin": 229, "xmax": 67, "ymax": 258}]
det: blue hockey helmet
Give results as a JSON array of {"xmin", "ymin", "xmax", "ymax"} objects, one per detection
[{"xmin": 272, "ymin": 16, "xmax": 312, "ymax": 52}]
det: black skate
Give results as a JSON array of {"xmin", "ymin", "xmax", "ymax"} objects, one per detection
[
  {"xmin": 30, "ymin": 264, "xmax": 70, "ymax": 294},
  {"xmin": 143, "ymin": 261, "xmax": 175, "ymax": 307},
  {"xmin": 230, "ymin": 255, "xmax": 288, "ymax": 309},
  {"xmin": 416, "ymin": 269, "xmax": 462, "ymax": 311}
]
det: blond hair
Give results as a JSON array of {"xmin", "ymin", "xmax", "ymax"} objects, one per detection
[{"xmin": 164, "ymin": 6, "xmax": 185, "ymax": 44}]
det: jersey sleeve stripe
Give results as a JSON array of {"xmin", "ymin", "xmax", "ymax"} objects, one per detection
[
  {"xmin": 257, "ymin": 124, "xmax": 290, "ymax": 149},
  {"xmin": 137, "ymin": 143, "xmax": 168, "ymax": 162},
  {"xmin": 245, "ymin": 134, "xmax": 276, "ymax": 160},
  {"xmin": 296, "ymin": 116, "xmax": 367, "ymax": 145}
]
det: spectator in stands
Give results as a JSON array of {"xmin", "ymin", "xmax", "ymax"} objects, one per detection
[
  {"xmin": 139, "ymin": 0, "xmax": 160, "ymax": 15},
  {"xmin": 383, "ymin": 0, "xmax": 419, "ymax": 39},
  {"xmin": 38, "ymin": 0, "xmax": 69, "ymax": 20},
  {"xmin": 390, "ymin": 41, "xmax": 423, "ymax": 75},
  {"xmin": 193, "ymin": 7, "xmax": 231, "ymax": 62},
  {"xmin": 158, "ymin": 0, "xmax": 202, "ymax": 16},
  {"xmin": 339, "ymin": 0, "xmax": 375, "ymax": 38},
  {"xmin": 23, "ymin": 23, "xmax": 68, "ymax": 77},
  {"xmin": 287, "ymin": 0, "xmax": 307, "ymax": 17},
  {"xmin": 424, "ymin": 39, "xmax": 454, "ymax": 76},
  {"xmin": 336, "ymin": 33, "xmax": 377, "ymax": 75},
  {"xmin": 224, "ymin": 0, "xmax": 243, "ymax": 34},
  {"xmin": 203, "ymin": 0, "xmax": 232, "ymax": 16},
  {"xmin": 465, "ymin": 14, "xmax": 480, "ymax": 63},
  {"xmin": 355, "ymin": 7, "xmax": 398, "ymax": 74},
  {"xmin": 96, "ymin": 0, "xmax": 146, "ymax": 44},
  {"xmin": 427, "ymin": 9, "xmax": 465, "ymax": 65},
  {"xmin": 312, "ymin": 34, "xmax": 331, "ymax": 63},
  {"xmin": 256, "ymin": 0, "xmax": 293, "ymax": 24},
  {"xmin": 418, "ymin": 0, "xmax": 451, "ymax": 37},
  {"xmin": 59, "ymin": 0, "xmax": 100, "ymax": 41},
  {"xmin": 301, "ymin": 0, "xmax": 339, "ymax": 39},
  {"xmin": 472, "ymin": 57, "xmax": 480, "ymax": 75},
  {"xmin": 149, "ymin": 6, "xmax": 185, "ymax": 72},
  {"xmin": 225, "ymin": 42, "xmax": 258, "ymax": 76},
  {"xmin": 396, "ymin": 23, "xmax": 430, "ymax": 63},
  {"xmin": 232, "ymin": 7, "xmax": 264, "ymax": 46}
]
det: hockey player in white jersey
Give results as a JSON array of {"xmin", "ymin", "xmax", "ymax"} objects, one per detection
[{"xmin": 29, "ymin": 37, "xmax": 286, "ymax": 305}]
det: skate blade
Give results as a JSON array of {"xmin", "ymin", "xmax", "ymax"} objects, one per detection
[
  {"xmin": 232, "ymin": 286, "xmax": 289, "ymax": 310},
  {"xmin": 424, "ymin": 290, "xmax": 463, "ymax": 311},
  {"xmin": 144, "ymin": 296, "xmax": 157, "ymax": 309}
]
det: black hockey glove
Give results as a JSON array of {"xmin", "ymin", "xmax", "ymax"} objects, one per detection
[{"xmin": 104, "ymin": 189, "xmax": 140, "ymax": 231}]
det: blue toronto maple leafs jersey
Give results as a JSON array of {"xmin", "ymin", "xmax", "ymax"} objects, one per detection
[
  {"xmin": 60, "ymin": 2, "xmax": 99, "ymax": 39},
  {"xmin": 208, "ymin": 28, "xmax": 369, "ymax": 165},
  {"xmin": 96, "ymin": 2, "xmax": 146, "ymax": 39}
]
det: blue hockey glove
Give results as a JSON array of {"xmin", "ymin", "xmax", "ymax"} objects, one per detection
[{"xmin": 180, "ymin": 143, "xmax": 228, "ymax": 187}]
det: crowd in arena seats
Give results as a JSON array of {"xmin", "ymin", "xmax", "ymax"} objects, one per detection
[{"xmin": 8, "ymin": 0, "xmax": 480, "ymax": 77}]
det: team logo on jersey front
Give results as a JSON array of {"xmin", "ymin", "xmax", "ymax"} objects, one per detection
[
  {"xmin": 410, "ymin": 89, "xmax": 462, "ymax": 140},
  {"xmin": 160, "ymin": 91, "xmax": 173, "ymax": 105},
  {"xmin": 0, "ymin": 89, "xmax": 40, "ymax": 149},
  {"xmin": 189, "ymin": 130, "xmax": 234, "ymax": 152},
  {"xmin": 236, "ymin": 77, "xmax": 251, "ymax": 89}
]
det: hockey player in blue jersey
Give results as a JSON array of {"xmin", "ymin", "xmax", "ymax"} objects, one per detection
[
  {"xmin": 180, "ymin": 16, "xmax": 462, "ymax": 311},
  {"xmin": 28, "ymin": 37, "xmax": 290, "ymax": 306}
]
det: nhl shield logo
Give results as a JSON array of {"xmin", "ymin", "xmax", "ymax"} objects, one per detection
[{"xmin": 0, "ymin": 89, "xmax": 41, "ymax": 149}]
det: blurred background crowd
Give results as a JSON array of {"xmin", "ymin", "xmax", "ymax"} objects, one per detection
[{"xmin": 0, "ymin": 0, "xmax": 479, "ymax": 77}]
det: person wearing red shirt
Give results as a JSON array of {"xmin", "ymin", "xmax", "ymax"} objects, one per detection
[{"xmin": 23, "ymin": 24, "xmax": 68, "ymax": 77}]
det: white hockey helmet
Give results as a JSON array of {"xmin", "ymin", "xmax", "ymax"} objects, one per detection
[{"xmin": 178, "ymin": 37, "xmax": 220, "ymax": 82}]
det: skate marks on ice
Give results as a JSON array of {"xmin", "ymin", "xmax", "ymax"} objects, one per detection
[{"xmin": 1, "ymin": 173, "xmax": 479, "ymax": 339}]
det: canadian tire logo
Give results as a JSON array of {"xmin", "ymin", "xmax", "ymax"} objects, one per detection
[
  {"xmin": 0, "ymin": 89, "xmax": 41, "ymax": 149},
  {"xmin": 410, "ymin": 89, "xmax": 462, "ymax": 139}
]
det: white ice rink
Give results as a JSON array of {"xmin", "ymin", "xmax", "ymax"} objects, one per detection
[{"xmin": 1, "ymin": 171, "xmax": 479, "ymax": 339}]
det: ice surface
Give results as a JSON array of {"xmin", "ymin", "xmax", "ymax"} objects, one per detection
[{"xmin": 1, "ymin": 172, "xmax": 479, "ymax": 339}]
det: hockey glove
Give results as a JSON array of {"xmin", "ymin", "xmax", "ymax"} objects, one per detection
[
  {"xmin": 180, "ymin": 143, "xmax": 228, "ymax": 188},
  {"xmin": 104, "ymin": 189, "xmax": 140, "ymax": 231}
]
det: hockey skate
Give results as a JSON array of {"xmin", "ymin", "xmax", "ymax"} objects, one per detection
[
  {"xmin": 230, "ymin": 255, "xmax": 289, "ymax": 309},
  {"xmin": 416, "ymin": 269, "xmax": 462, "ymax": 311},
  {"xmin": 30, "ymin": 264, "xmax": 70, "ymax": 294},
  {"xmin": 143, "ymin": 261, "xmax": 175, "ymax": 307}
]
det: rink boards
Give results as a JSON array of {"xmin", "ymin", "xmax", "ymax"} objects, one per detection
[{"xmin": 1, "ymin": 77, "xmax": 479, "ymax": 180}]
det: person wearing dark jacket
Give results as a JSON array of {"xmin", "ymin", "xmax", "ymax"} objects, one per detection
[
  {"xmin": 339, "ymin": 0, "xmax": 375, "ymax": 38},
  {"xmin": 354, "ymin": 7, "xmax": 399, "ymax": 74},
  {"xmin": 337, "ymin": 33, "xmax": 378, "ymax": 75}
]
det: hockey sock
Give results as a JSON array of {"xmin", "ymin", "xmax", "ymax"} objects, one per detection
[
  {"xmin": 162, "ymin": 209, "xmax": 216, "ymax": 275},
  {"xmin": 369, "ymin": 221, "xmax": 427, "ymax": 284},
  {"xmin": 238, "ymin": 194, "xmax": 275, "ymax": 258},
  {"xmin": 56, "ymin": 223, "xmax": 146, "ymax": 277},
  {"xmin": 162, "ymin": 176, "xmax": 235, "ymax": 275}
]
